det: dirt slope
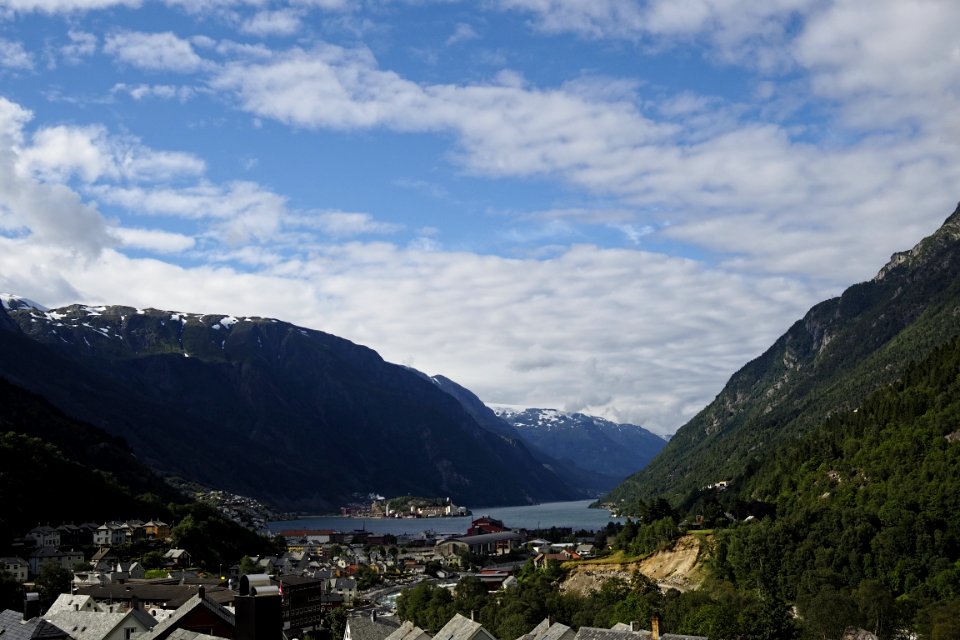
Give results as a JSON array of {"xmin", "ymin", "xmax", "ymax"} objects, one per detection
[{"xmin": 562, "ymin": 534, "xmax": 708, "ymax": 595}]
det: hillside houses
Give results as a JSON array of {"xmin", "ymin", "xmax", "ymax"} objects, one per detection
[
  {"xmin": 22, "ymin": 521, "xmax": 170, "ymax": 553},
  {"xmin": 1, "ymin": 556, "xmax": 29, "ymax": 582},
  {"xmin": 8, "ymin": 521, "xmax": 173, "ymax": 584}
]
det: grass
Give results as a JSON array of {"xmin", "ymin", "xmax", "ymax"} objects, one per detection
[{"xmin": 562, "ymin": 550, "xmax": 647, "ymax": 568}]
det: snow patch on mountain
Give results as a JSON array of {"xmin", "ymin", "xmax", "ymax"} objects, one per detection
[{"xmin": 0, "ymin": 293, "xmax": 48, "ymax": 312}]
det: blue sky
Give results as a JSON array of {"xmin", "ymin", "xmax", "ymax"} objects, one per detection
[{"xmin": 1, "ymin": 0, "xmax": 959, "ymax": 435}]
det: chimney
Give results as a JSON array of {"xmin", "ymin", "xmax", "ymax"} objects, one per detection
[
  {"xmin": 235, "ymin": 575, "xmax": 282, "ymax": 640},
  {"xmin": 631, "ymin": 622, "xmax": 642, "ymax": 633},
  {"xmin": 23, "ymin": 592, "xmax": 40, "ymax": 620},
  {"xmin": 198, "ymin": 586, "xmax": 205, "ymax": 600},
  {"xmin": 651, "ymin": 614, "xmax": 660, "ymax": 640},
  {"xmin": 370, "ymin": 611, "xmax": 377, "ymax": 623}
]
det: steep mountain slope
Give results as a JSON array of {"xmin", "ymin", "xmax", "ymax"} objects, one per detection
[
  {"xmin": 606, "ymin": 202, "xmax": 960, "ymax": 509},
  {"xmin": 711, "ymin": 334, "xmax": 960, "ymax": 635},
  {"xmin": 493, "ymin": 407, "xmax": 666, "ymax": 480},
  {"xmin": 0, "ymin": 374, "xmax": 188, "ymax": 545},
  {"xmin": 0, "ymin": 301, "xmax": 577, "ymax": 511},
  {"xmin": 429, "ymin": 375, "xmax": 625, "ymax": 493}
]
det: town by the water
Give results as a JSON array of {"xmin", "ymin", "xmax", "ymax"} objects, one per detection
[{"xmin": 0, "ymin": 495, "xmax": 685, "ymax": 640}]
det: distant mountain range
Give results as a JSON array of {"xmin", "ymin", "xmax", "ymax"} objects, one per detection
[
  {"xmin": 0, "ymin": 294, "xmax": 660, "ymax": 512},
  {"xmin": 492, "ymin": 407, "xmax": 666, "ymax": 482},
  {"xmin": 428, "ymin": 375, "xmax": 664, "ymax": 493},
  {"xmin": 605, "ymin": 202, "xmax": 960, "ymax": 511}
]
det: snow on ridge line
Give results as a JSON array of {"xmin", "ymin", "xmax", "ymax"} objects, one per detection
[
  {"xmin": 0, "ymin": 293, "xmax": 49, "ymax": 312},
  {"xmin": 81, "ymin": 305, "xmax": 107, "ymax": 315}
]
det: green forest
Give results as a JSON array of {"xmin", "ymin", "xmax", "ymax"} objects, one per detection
[{"xmin": 399, "ymin": 335, "xmax": 960, "ymax": 640}]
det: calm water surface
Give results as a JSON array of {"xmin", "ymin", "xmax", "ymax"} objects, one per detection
[{"xmin": 268, "ymin": 499, "xmax": 624, "ymax": 536}]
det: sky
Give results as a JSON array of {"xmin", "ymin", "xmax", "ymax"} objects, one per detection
[{"xmin": 1, "ymin": 0, "xmax": 959, "ymax": 437}]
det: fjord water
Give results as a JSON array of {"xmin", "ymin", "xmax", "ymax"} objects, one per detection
[{"xmin": 268, "ymin": 499, "xmax": 624, "ymax": 536}]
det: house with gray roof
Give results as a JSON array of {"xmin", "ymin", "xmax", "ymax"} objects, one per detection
[
  {"xmin": 44, "ymin": 594, "xmax": 103, "ymax": 616},
  {"xmin": 384, "ymin": 621, "xmax": 431, "ymax": 640},
  {"xmin": 436, "ymin": 532, "xmax": 523, "ymax": 559},
  {"xmin": 431, "ymin": 614, "xmax": 497, "ymax": 640},
  {"xmin": 94, "ymin": 524, "xmax": 127, "ymax": 547},
  {"xmin": 57, "ymin": 525, "xmax": 90, "ymax": 548},
  {"xmin": 139, "ymin": 588, "xmax": 234, "ymax": 640},
  {"xmin": 517, "ymin": 619, "xmax": 573, "ymax": 640},
  {"xmin": 44, "ymin": 608, "xmax": 157, "ymax": 640},
  {"xmin": 573, "ymin": 627, "xmax": 641, "ymax": 640},
  {"xmin": 75, "ymin": 582, "xmax": 235, "ymax": 612},
  {"xmin": 329, "ymin": 577, "xmax": 357, "ymax": 604},
  {"xmin": 161, "ymin": 630, "xmax": 221, "ymax": 640},
  {"xmin": 575, "ymin": 621, "xmax": 707, "ymax": 640},
  {"xmin": 28, "ymin": 548, "xmax": 84, "ymax": 577},
  {"xmin": 161, "ymin": 550, "xmax": 192, "ymax": 568},
  {"xmin": 343, "ymin": 614, "xmax": 401, "ymax": 640},
  {"xmin": 0, "ymin": 610, "xmax": 70, "ymax": 640},
  {"xmin": 1, "ymin": 557, "xmax": 29, "ymax": 583},
  {"xmin": 26, "ymin": 527, "xmax": 60, "ymax": 549}
]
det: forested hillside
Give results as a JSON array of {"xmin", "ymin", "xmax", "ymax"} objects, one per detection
[
  {"xmin": 0, "ymin": 376, "xmax": 280, "ymax": 568},
  {"xmin": 395, "ymin": 336, "xmax": 960, "ymax": 640},
  {"xmin": 707, "ymin": 334, "xmax": 960, "ymax": 638},
  {"xmin": 606, "ymin": 204, "xmax": 960, "ymax": 508}
]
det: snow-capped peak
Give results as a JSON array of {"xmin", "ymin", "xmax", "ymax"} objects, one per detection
[{"xmin": 0, "ymin": 293, "xmax": 49, "ymax": 312}]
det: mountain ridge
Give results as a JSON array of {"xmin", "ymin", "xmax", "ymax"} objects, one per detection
[
  {"xmin": 0, "ymin": 299, "xmax": 580, "ymax": 511},
  {"xmin": 605, "ymin": 202, "xmax": 960, "ymax": 509},
  {"xmin": 428, "ymin": 374, "xmax": 631, "ymax": 494},
  {"xmin": 492, "ymin": 406, "xmax": 667, "ymax": 482}
]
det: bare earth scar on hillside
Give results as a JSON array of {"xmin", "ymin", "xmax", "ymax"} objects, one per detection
[{"xmin": 562, "ymin": 534, "xmax": 708, "ymax": 595}]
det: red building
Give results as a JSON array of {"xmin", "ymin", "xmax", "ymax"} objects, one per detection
[{"xmin": 467, "ymin": 517, "xmax": 506, "ymax": 536}]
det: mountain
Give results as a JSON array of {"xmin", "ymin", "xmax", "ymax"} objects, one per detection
[
  {"xmin": 0, "ymin": 374, "xmax": 187, "ymax": 546},
  {"xmin": 0, "ymin": 299, "xmax": 578, "ymax": 512},
  {"xmin": 709, "ymin": 334, "xmax": 960, "ymax": 636},
  {"xmin": 606, "ymin": 202, "xmax": 960, "ymax": 510},
  {"xmin": 492, "ymin": 407, "xmax": 667, "ymax": 481},
  {"xmin": 429, "ymin": 375, "xmax": 629, "ymax": 494}
]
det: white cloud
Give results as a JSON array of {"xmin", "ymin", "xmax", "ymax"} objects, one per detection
[
  {"xmin": 0, "ymin": 38, "xmax": 33, "ymax": 69},
  {"xmin": 496, "ymin": 0, "xmax": 645, "ymax": 38},
  {"xmin": 19, "ymin": 125, "xmax": 206, "ymax": 183},
  {"xmin": 447, "ymin": 22, "xmax": 479, "ymax": 46},
  {"xmin": 290, "ymin": 211, "xmax": 403, "ymax": 236},
  {"xmin": 496, "ymin": 0, "xmax": 812, "ymax": 69},
  {"xmin": 795, "ymin": 0, "xmax": 960, "ymax": 132},
  {"xmin": 0, "ymin": 97, "xmax": 111, "ymax": 256},
  {"xmin": 111, "ymin": 83, "xmax": 196, "ymax": 102},
  {"xmin": 109, "ymin": 226, "xmax": 196, "ymax": 253},
  {"xmin": 91, "ymin": 181, "xmax": 287, "ymax": 244},
  {"xmin": 0, "ymin": 233, "xmax": 827, "ymax": 434},
  {"xmin": 211, "ymin": 37, "xmax": 960, "ymax": 284},
  {"xmin": 0, "ymin": 0, "xmax": 138, "ymax": 13},
  {"xmin": 241, "ymin": 8, "xmax": 303, "ymax": 36},
  {"xmin": 290, "ymin": 0, "xmax": 355, "ymax": 9},
  {"xmin": 59, "ymin": 30, "xmax": 97, "ymax": 63},
  {"xmin": 103, "ymin": 31, "xmax": 206, "ymax": 73}
]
